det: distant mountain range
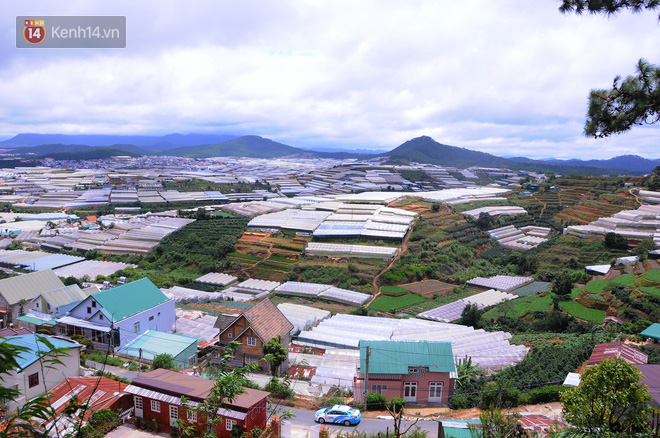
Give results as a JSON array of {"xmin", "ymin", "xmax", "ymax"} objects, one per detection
[{"xmin": 1, "ymin": 133, "xmax": 658, "ymax": 175}]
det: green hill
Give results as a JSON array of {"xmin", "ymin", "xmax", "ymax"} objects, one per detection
[
  {"xmin": 382, "ymin": 136, "xmax": 515, "ymax": 168},
  {"xmin": 165, "ymin": 135, "xmax": 306, "ymax": 158}
]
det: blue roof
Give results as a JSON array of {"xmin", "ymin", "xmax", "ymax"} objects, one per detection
[
  {"xmin": 2, "ymin": 334, "xmax": 81, "ymax": 371},
  {"xmin": 117, "ymin": 330, "xmax": 197, "ymax": 361},
  {"xmin": 21, "ymin": 254, "xmax": 85, "ymax": 272},
  {"xmin": 641, "ymin": 323, "xmax": 660, "ymax": 340}
]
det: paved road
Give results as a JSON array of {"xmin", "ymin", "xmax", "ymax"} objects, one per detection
[
  {"xmin": 288, "ymin": 407, "xmax": 438, "ymax": 437},
  {"xmin": 86, "ymin": 360, "xmax": 140, "ymax": 380}
]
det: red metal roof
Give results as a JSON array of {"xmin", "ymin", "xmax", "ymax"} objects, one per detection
[
  {"xmin": 588, "ymin": 342, "xmax": 648, "ymax": 366},
  {"xmin": 518, "ymin": 414, "xmax": 565, "ymax": 435},
  {"xmin": 47, "ymin": 377, "xmax": 129, "ymax": 420}
]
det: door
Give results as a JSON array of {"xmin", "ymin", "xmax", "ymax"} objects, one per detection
[
  {"xmin": 403, "ymin": 382, "xmax": 417, "ymax": 402},
  {"xmin": 169, "ymin": 405, "xmax": 178, "ymax": 427},
  {"xmin": 134, "ymin": 396, "xmax": 143, "ymax": 417},
  {"xmin": 428, "ymin": 382, "xmax": 443, "ymax": 403}
]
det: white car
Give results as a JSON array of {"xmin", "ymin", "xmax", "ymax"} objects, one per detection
[{"xmin": 315, "ymin": 405, "xmax": 361, "ymax": 426}]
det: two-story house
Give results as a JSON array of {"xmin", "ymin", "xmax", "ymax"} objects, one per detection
[
  {"xmin": 214, "ymin": 298, "xmax": 293, "ymax": 374},
  {"xmin": 353, "ymin": 340, "xmax": 457, "ymax": 405},
  {"xmin": 125, "ymin": 368, "xmax": 270, "ymax": 436},
  {"xmin": 0, "ymin": 270, "xmax": 66, "ymax": 328},
  {"xmin": 55, "ymin": 277, "xmax": 175, "ymax": 350}
]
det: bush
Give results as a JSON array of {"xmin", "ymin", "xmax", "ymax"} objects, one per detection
[
  {"xmin": 522, "ymin": 385, "xmax": 564, "ymax": 405},
  {"xmin": 448, "ymin": 395, "xmax": 470, "ymax": 410},
  {"xmin": 264, "ymin": 377, "xmax": 295, "ymax": 400},
  {"xmin": 366, "ymin": 392, "xmax": 387, "ymax": 410}
]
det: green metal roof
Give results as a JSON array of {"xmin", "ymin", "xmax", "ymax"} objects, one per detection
[
  {"xmin": 16, "ymin": 314, "xmax": 57, "ymax": 326},
  {"xmin": 117, "ymin": 330, "xmax": 197, "ymax": 361},
  {"xmin": 359, "ymin": 340, "xmax": 457, "ymax": 376},
  {"xmin": 88, "ymin": 277, "xmax": 169, "ymax": 322},
  {"xmin": 641, "ymin": 323, "xmax": 660, "ymax": 340},
  {"xmin": 437, "ymin": 420, "xmax": 482, "ymax": 438}
]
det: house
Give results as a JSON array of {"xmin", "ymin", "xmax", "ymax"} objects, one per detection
[
  {"xmin": 214, "ymin": 298, "xmax": 293, "ymax": 374},
  {"xmin": 30, "ymin": 284, "xmax": 99, "ymax": 317},
  {"xmin": 54, "ymin": 277, "xmax": 175, "ymax": 350},
  {"xmin": 1, "ymin": 334, "xmax": 82, "ymax": 411},
  {"xmin": 354, "ymin": 340, "xmax": 457, "ymax": 405},
  {"xmin": 125, "ymin": 369, "xmax": 269, "ymax": 436},
  {"xmin": 44, "ymin": 376, "xmax": 132, "ymax": 435},
  {"xmin": 587, "ymin": 342, "xmax": 648, "ymax": 367},
  {"xmin": 117, "ymin": 330, "xmax": 199, "ymax": 369},
  {"xmin": 0, "ymin": 270, "xmax": 66, "ymax": 327}
]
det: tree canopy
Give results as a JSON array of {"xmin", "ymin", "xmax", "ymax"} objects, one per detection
[
  {"xmin": 262, "ymin": 335, "xmax": 288, "ymax": 377},
  {"xmin": 561, "ymin": 356, "xmax": 652, "ymax": 433},
  {"xmin": 559, "ymin": 1, "xmax": 660, "ymax": 137}
]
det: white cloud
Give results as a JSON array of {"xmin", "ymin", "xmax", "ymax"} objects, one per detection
[{"xmin": 0, "ymin": 0, "xmax": 658, "ymax": 159}]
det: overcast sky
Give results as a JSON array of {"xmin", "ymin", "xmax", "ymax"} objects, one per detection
[{"xmin": 2, "ymin": 1, "xmax": 659, "ymax": 159}]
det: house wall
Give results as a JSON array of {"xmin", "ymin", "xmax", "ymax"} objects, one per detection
[
  {"xmin": 354, "ymin": 371, "xmax": 455, "ymax": 405},
  {"xmin": 134, "ymin": 395, "xmax": 267, "ymax": 437},
  {"xmin": 115, "ymin": 300, "xmax": 176, "ymax": 348},
  {"xmin": 5, "ymin": 348, "xmax": 81, "ymax": 410}
]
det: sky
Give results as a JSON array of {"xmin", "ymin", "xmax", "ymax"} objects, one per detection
[{"xmin": 1, "ymin": 1, "xmax": 659, "ymax": 159}]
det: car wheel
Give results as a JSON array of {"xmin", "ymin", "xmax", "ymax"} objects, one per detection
[
  {"xmin": 344, "ymin": 420, "xmax": 351, "ymax": 426},
  {"xmin": 318, "ymin": 418, "xmax": 325, "ymax": 424}
]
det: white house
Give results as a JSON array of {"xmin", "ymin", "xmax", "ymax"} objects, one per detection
[
  {"xmin": 2, "ymin": 334, "xmax": 82, "ymax": 411},
  {"xmin": 55, "ymin": 277, "xmax": 175, "ymax": 350}
]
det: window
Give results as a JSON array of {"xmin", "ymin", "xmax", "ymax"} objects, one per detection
[
  {"xmin": 87, "ymin": 307, "xmax": 92, "ymax": 314},
  {"xmin": 91, "ymin": 301, "xmax": 97, "ymax": 308},
  {"xmin": 246, "ymin": 336, "xmax": 257, "ymax": 347},
  {"xmin": 404, "ymin": 382, "xmax": 417, "ymax": 400},
  {"xmin": 187, "ymin": 410, "xmax": 197, "ymax": 422},
  {"xmin": 134, "ymin": 397, "xmax": 143, "ymax": 410},
  {"xmin": 169, "ymin": 405, "xmax": 178, "ymax": 423},
  {"xmin": 151, "ymin": 400, "xmax": 160, "ymax": 413},
  {"xmin": 99, "ymin": 314, "xmax": 103, "ymax": 321},
  {"xmin": 226, "ymin": 419, "xmax": 237, "ymax": 431},
  {"xmin": 149, "ymin": 315, "xmax": 154, "ymax": 321},
  {"xmin": 408, "ymin": 367, "xmax": 419, "ymax": 374},
  {"xmin": 28, "ymin": 373, "xmax": 39, "ymax": 388},
  {"xmin": 245, "ymin": 356, "xmax": 258, "ymax": 364},
  {"xmin": 371, "ymin": 384, "xmax": 388, "ymax": 394},
  {"xmin": 134, "ymin": 322, "xmax": 140, "ymax": 333},
  {"xmin": 429, "ymin": 382, "xmax": 443, "ymax": 401}
]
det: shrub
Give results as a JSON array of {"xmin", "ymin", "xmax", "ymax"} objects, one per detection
[
  {"xmin": 522, "ymin": 385, "xmax": 564, "ymax": 405},
  {"xmin": 448, "ymin": 395, "xmax": 470, "ymax": 410},
  {"xmin": 366, "ymin": 392, "xmax": 387, "ymax": 410},
  {"xmin": 265, "ymin": 377, "xmax": 294, "ymax": 400}
]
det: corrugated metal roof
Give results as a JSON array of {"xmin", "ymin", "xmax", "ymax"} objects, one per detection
[
  {"xmin": 588, "ymin": 342, "xmax": 648, "ymax": 366},
  {"xmin": 0, "ymin": 270, "xmax": 65, "ymax": 305},
  {"xmin": 34, "ymin": 284, "xmax": 93, "ymax": 308},
  {"xmin": 359, "ymin": 340, "xmax": 457, "ymax": 376},
  {"xmin": 21, "ymin": 254, "xmax": 86, "ymax": 272},
  {"xmin": 117, "ymin": 330, "xmax": 197, "ymax": 361},
  {"xmin": 4, "ymin": 334, "xmax": 81, "ymax": 371},
  {"xmin": 88, "ymin": 277, "xmax": 170, "ymax": 322}
]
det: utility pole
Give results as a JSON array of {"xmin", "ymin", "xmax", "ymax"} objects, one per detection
[
  {"xmin": 138, "ymin": 348, "xmax": 142, "ymax": 376},
  {"xmin": 363, "ymin": 345, "xmax": 370, "ymax": 411}
]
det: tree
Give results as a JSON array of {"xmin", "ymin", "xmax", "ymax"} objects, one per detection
[
  {"xmin": 552, "ymin": 271, "xmax": 574, "ymax": 297},
  {"xmin": 386, "ymin": 397, "xmax": 418, "ymax": 438},
  {"xmin": 470, "ymin": 408, "xmax": 525, "ymax": 438},
  {"xmin": 262, "ymin": 335, "xmax": 288, "ymax": 377},
  {"xmin": 476, "ymin": 212, "xmax": 494, "ymax": 230},
  {"xmin": 604, "ymin": 231, "xmax": 628, "ymax": 250},
  {"xmin": 459, "ymin": 304, "xmax": 484, "ymax": 329},
  {"xmin": 633, "ymin": 237, "xmax": 656, "ymax": 260},
  {"xmin": 561, "ymin": 356, "xmax": 652, "ymax": 434},
  {"xmin": 151, "ymin": 353, "xmax": 175, "ymax": 370},
  {"xmin": 559, "ymin": 2, "xmax": 660, "ymax": 137}
]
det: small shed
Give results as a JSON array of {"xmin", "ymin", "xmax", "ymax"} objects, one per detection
[{"xmin": 117, "ymin": 330, "xmax": 198, "ymax": 369}]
